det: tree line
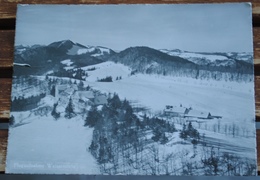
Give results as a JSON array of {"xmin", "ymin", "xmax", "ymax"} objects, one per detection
[
  {"xmin": 50, "ymin": 67, "xmax": 87, "ymax": 80},
  {"xmin": 11, "ymin": 93, "xmax": 46, "ymax": 111}
]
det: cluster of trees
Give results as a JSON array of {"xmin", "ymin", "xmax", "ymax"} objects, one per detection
[
  {"xmin": 50, "ymin": 67, "xmax": 88, "ymax": 80},
  {"xmin": 144, "ymin": 67, "xmax": 253, "ymax": 82},
  {"xmin": 180, "ymin": 122, "xmax": 200, "ymax": 144},
  {"xmin": 85, "ymin": 94, "xmax": 180, "ymax": 174},
  {"xmin": 200, "ymin": 147, "xmax": 256, "ymax": 176},
  {"xmin": 51, "ymin": 103, "xmax": 60, "ymax": 119},
  {"xmin": 11, "ymin": 93, "xmax": 46, "ymax": 111},
  {"xmin": 143, "ymin": 116, "xmax": 176, "ymax": 144},
  {"xmin": 12, "ymin": 76, "xmax": 41, "ymax": 87},
  {"xmin": 115, "ymin": 76, "xmax": 122, "ymax": 81},
  {"xmin": 46, "ymin": 76, "xmax": 72, "ymax": 89},
  {"xmin": 12, "ymin": 76, "xmax": 47, "ymax": 99},
  {"xmin": 178, "ymin": 145, "xmax": 256, "ymax": 176},
  {"xmin": 97, "ymin": 76, "xmax": 113, "ymax": 82},
  {"xmin": 130, "ymin": 70, "xmax": 138, "ymax": 76},
  {"xmin": 86, "ymin": 67, "xmax": 96, "ymax": 71},
  {"xmin": 97, "ymin": 76, "xmax": 121, "ymax": 82},
  {"xmin": 47, "ymin": 75, "xmax": 90, "ymax": 92},
  {"xmin": 51, "ymin": 97, "xmax": 76, "ymax": 120},
  {"xmin": 86, "ymin": 94, "xmax": 143, "ymax": 168}
]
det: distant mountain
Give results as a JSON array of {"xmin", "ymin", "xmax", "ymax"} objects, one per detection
[
  {"xmin": 160, "ymin": 49, "xmax": 253, "ymax": 66},
  {"xmin": 13, "ymin": 40, "xmax": 115, "ymax": 75}
]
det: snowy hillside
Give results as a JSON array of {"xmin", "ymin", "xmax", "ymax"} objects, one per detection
[
  {"xmin": 91, "ymin": 73, "xmax": 254, "ymax": 122},
  {"xmin": 6, "ymin": 115, "xmax": 100, "ymax": 174},
  {"xmin": 81, "ymin": 61, "xmax": 132, "ymax": 82}
]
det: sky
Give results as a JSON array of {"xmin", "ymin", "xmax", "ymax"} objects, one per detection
[{"xmin": 15, "ymin": 3, "xmax": 253, "ymax": 52}]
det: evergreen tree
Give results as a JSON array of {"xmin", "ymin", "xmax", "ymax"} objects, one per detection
[
  {"xmin": 98, "ymin": 76, "xmax": 113, "ymax": 82},
  {"xmin": 65, "ymin": 97, "xmax": 75, "ymax": 119},
  {"xmin": 152, "ymin": 128, "xmax": 161, "ymax": 142},
  {"xmin": 180, "ymin": 122, "xmax": 200, "ymax": 142},
  {"xmin": 187, "ymin": 122, "xmax": 200, "ymax": 140},
  {"xmin": 98, "ymin": 136, "xmax": 112, "ymax": 164},
  {"xmin": 180, "ymin": 124, "xmax": 188, "ymax": 140},
  {"xmin": 78, "ymin": 81, "xmax": 84, "ymax": 90},
  {"xmin": 9, "ymin": 115, "xmax": 15, "ymax": 126},
  {"xmin": 109, "ymin": 93, "xmax": 122, "ymax": 110},
  {"xmin": 86, "ymin": 85, "xmax": 91, "ymax": 91},
  {"xmin": 89, "ymin": 140, "xmax": 98, "ymax": 153},
  {"xmin": 160, "ymin": 133, "xmax": 169, "ymax": 144},
  {"xmin": 74, "ymin": 68, "xmax": 84, "ymax": 80},
  {"xmin": 50, "ymin": 85, "xmax": 55, "ymax": 97},
  {"xmin": 51, "ymin": 102, "xmax": 60, "ymax": 120},
  {"xmin": 125, "ymin": 105, "xmax": 134, "ymax": 125},
  {"xmin": 85, "ymin": 106, "xmax": 102, "ymax": 127}
]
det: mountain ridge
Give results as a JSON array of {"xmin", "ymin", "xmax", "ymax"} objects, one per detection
[{"xmin": 14, "ymin": 40, "xmax": 254, "ymax": 82}]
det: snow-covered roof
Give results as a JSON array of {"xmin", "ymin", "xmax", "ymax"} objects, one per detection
[
  {"xmin": 64, "ymin": 88, "xmax": 74, "ymax": 95},
  {"xmin": 185, "ymin": 110, "xmax": 210, "ymax": 118},
  {"xmin": 81, "ymin": 97, "xmax": 91, "ymax": 102},
  {"xmin": 94, "ymin": 95, "xmax": 107, "ymax": 105},
  {"xmin": 78, "ymin": 91, "xmax": 94, "ymax": 99},
  {"xmin": 164, "ymin": 106, "xmax": 187, "ymax": 114},
  {"xmin": 71, "ymin": 84, "xmax": 78, "ymax": 90},
  {"xmin": 56, "ymin": 85, "xmax": 68, "ymax": 91}
]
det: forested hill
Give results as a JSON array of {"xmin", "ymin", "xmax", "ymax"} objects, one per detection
[
  {"xmin": 108, "ymin": 46, "xmax": 253, "ymax": 82},
  {"xmin": 13, "ymin": 40, "xmax": 114, "ymax": 76},
  {"xmin": 108, "ymin": 46, "xmax": 196, "ymax": 74}
]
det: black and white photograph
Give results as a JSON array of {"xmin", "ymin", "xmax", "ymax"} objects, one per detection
[{"xmin": 5, "ymin": 3, "xmax": 257, "ymax": 175}]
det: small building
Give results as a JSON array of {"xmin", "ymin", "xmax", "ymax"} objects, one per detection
[
  {"xmin": 77, "ymin": 91, "xmax": 94, "ymax": 100},
  {"xmin": 55, "ymin": 85, "xmax": 68, "ymax": 100},
  {"xmin": 55, "ymin": 84, "xmax": 79, "ymax": 101},
  {"xmin": 71, "ymin": 84, "xmax": 78, "ymax": 91},
  {"xmin": 164, "ymin": 106, "xmax": 189, "ymax": 117},
  {"xmin": 94, "ymin": 95, "xmax": 107, "ymax": 105},
  {"xmin": 76, "ymin": 91, "xmax": 95, "ymax": 106}
]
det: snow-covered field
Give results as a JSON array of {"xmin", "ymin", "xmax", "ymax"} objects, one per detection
[
  {"xmin": 6, "ymin": 115, "xmax": 99, "ymax": 174},
  {"xmin": 89, "ymin": 73, "xmax": 254, "ymax": 121}
]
